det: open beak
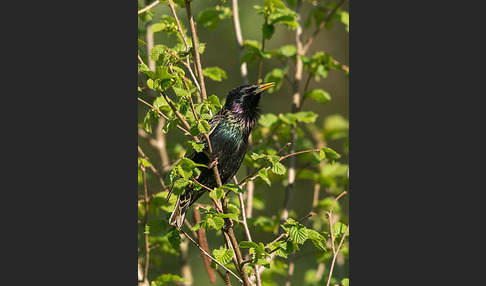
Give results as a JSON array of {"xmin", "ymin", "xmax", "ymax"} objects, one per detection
[{"xmin": 255, "ymin": 82, "xmax": 275, "ymax": 93}]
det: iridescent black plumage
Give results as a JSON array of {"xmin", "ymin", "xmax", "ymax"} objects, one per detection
[{"xmin": 168, "ymin": 83, "xmax": 274, "ymax": 228}]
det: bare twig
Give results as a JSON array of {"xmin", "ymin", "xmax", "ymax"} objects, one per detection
[
  {"xmin": 180, "ymin": 229, "xmax": 245, "ymax": 284},
  {"xmin": 184, "ymin": 0, "xmax": 207, "ymax": 100},
  {"xmin": 303, "ymin": 0, "xmax": 347, "ymax": 53},
  {"xmin": 140, "ymin": 164, "xmax": 150, "ymax": 284},
  {"xmin": 325, "ymin": 191, "xmax": 348, "ymax": 286},
  {"xmin": 138, "ymin": 0, "xmax": 160, "ymax": 15},
  {"xmin": 231, "ymin": 0, "xmax": 249, "ymax": 85},
  {"xmin": 137, "ymin": 97, "xmax": 190, "ymax": 135},
  {"xmin": 193, "ymin": 208, "xmax": 217, "ymax": 284}
]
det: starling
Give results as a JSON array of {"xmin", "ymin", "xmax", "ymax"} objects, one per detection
[{"xmin": 168, "ymin": 82, "xmax": 275, "ymax": 228}]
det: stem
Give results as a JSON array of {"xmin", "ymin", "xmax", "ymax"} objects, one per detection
[
  {"xmin": 138, "ymin": 0, "xmax": 160, "ymax": 15},
  {"xmin": 180, "ymin": 229, "xmax": 244, "ymax": 284},
  {"xmin": 193, "ymin": 208, "xmax": 217, "ymax": 284},
  {"xmin": 184, "ymin": 0, "xmax": 207, "ymax": 100},
  {"xmin": 231, "ymin": 0, "xmax": 249, "ymax": 85},
  {"xmin": 303, "ymin": 0, "xmax": 347, "ymax": 53},
  {"xmin": 140, "ymin": 164, "xmax": 150, "ymax": 284}
]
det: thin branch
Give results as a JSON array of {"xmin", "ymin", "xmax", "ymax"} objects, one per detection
[
  {"xmin": 325, "ymin": 191, "xmax": 348, "ymax": 286},
  {"xmin": 140, "ymin": 164, "xmax": 150, "ymax": 284},
  {"xmin": 184, "ymin": 0, "xmax": 207, "ymax": 100},
  {"xmin": 138, "ymin": 0, "xmax": 160, "ymax": 15},
  {"xmin": 137, "ymin": 97, "xmax": 189, "ymax": 135},
  {"xmin": 166, "ymin": 1, "xmax": 202, "ymax": 98},
  {"xmin": 193, "ymin": 208, "xmax": 217, "ymax": 284},
  {"xmin": 326, "ymin": 225, "xmax": 349, "ymax": 286},
  {"xmin": 180, "ymin": 229, "xmax": 244, "ymax": 284},
  {"xmin": 231, "ymin": 0, "xmax": 249, "ymax": 85},
  {"xmin": 302, "ymin": 0, "xmax": 347, "ymax": 53}
]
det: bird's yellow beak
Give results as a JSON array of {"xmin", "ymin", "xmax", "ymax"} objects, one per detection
[{"xmin": 256, "ymin": 82, "xmax": 275, "ymax": 93}]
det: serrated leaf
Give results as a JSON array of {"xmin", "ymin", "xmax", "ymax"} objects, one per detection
[
  {"xmin": 250, "ymin": 153, "xmax": 267, "ymax": 160},
  {"xmin": 259, "ymin": 113, "xmax": 279, "ymax": 128},
  {"xmin": 332, "ymin": 222, "xmax": 348, "ymax": 238},
  {"xmin": 259, "ymin": 168, "xmax": 271, "ymax": 186},
  {"xmin": 207, "ymin": 216, "xmax": 225, "ymax": 230},
  {"xmin": 173, "ymin": 86, "xmax": 191, "ymax": 98},
  {"xmin": 307, "ymin": 229, "xmax": 327, "ymax": 251},
  {"xmin": 202, "ymin": 67, "xmax": 227, "ymax": 82},
  {"xmin": 167, "ymin": 228, "xmax": 181, "ymax": 251},
  {"xmin": 239, "ymin": 241, "xmax": 259, "ymax": 249},
  {"xmin": 189, "ymin": 141, "xmax": 205, "ymax": 152},
  {"xmin": 150, "ymin": 45, "xmax": 167, "ymax": 62},
  {"xmin": 173, "ymin": 178, "xmax": 190, "ymax": 195},
  {"xmin": 146, "ymin": 219, "xmax": 168, "ymax": 235},
  {"xmin": 209, "ymin": 188, "xmax": 225, "ymax": 200},
  {"xmin": 288, "ymin": 224, "xmax": 309, "ymax": 244},
  {"xmin": 270, "ymin": 161, "xmax": 286, "ymax": 175},
  {"xmin": 212, "ymin": 246, "xmax": 234, "ymax": 265},
  {"xmin": 304, "ymin": 89, "xmax": 331, "ymax": 105},
  {"xmin": 319, "ymin": 147, "xmax": 341, "ymax": 164},
  {"xmin": 198, "ymin": 120, "xmax": 210, "ymax": 134}
]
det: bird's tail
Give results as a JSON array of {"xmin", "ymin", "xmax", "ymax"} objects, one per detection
[{"xmin": 168, "ymin": 193, "xmax": 192, "ymax": 228}]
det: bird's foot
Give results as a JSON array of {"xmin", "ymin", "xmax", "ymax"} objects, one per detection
[
  {"xmin": 208, "ymin": 158, "xmax": 219, "ymax": 169},
  {"xmin": 222, "ymin": 218, "xmax": 233, "ymax": 230}
]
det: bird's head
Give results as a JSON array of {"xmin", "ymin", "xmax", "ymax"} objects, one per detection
[{"xmin": 224, "ymin": 83, "xmax": 274, "ymax": 117}]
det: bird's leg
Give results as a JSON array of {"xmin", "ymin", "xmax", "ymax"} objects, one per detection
[{"xmin": 207, "ymin": 157, "xmax": 219, "ymax": 169}]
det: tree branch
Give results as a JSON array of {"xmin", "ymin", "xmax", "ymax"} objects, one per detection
[
  {"xmin": 138, "ymin": 0, "xmax": 160, "ymax": 15},
  {"xmin": 184, "ymin": 0, "xmax": 207, "ymax": 100},
  {"xmin": 180, "ymin": 228, "xmax": 245, "ymax": 284}
]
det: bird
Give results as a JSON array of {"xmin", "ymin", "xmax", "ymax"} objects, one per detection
[{"xmin": 168, "ymin": 82, "xmax": 275, "ymax": 228}]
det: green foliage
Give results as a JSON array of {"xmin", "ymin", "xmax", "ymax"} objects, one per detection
[{"xmin": 138, "ymin": 0, "xmax": 348, "ymax": 285}]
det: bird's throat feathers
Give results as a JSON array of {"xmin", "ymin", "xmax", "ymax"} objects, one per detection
[{"xmin": 227, "ymin": 103, "xmax": 261, "ymax": 132}]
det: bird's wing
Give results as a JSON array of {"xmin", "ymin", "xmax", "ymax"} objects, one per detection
[{"xmin": 165, "ymin": 110, "xmax": 224, "ymax": 204}]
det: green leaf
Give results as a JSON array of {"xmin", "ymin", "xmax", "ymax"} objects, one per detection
[
  {"xmin": 198, "ymin": 120, "xmax": 210, "ymax": 134},
  {"xmin": 167, "ymin": 228, "xmax": 181, "ymax": 251},
  {"xmin": 340, "ymin": 11, "xmax": 349, "ymax": 33},
  {"xmin": 262, "ymin": 22, "xmax": 275, "ymax": 39},
  {"xmin": 259, "ymin": 168, "xmax": 271, "ymax": 186},
  {"xmin": 294, "ymin": 111, "xmax": 318, "ymax": 123},
  {"xmin": 239, "ymin": 241, "xmax": 259, "ymax": 249},
  {"xmin": 146, "ymin": 219, "xmax": 168, "ymax": 235},
  {"xmin": 307, "ymin": 229, "xmax": 327, "ymax": 251},
  {"xmin": 212, "ymin": 246, "xmax": 234, "ymax": 265},
  {"xmin": 341, "ymin": 278, "xmax": 349, "ymax": 286},
  {"xmin": 319, "ymin": 147, "xmax": 341, "ymax": 164},
  {"xmin": 207, "ymin": 216, "xmax": 225, "ymax": 230},
  {"xmin": 270, "ymin": 161, "xmax": 286, "ymax": 175},
  {"xmin": 332, "ymin": 222, "xmax": 348, "ymax": 238},
  {"xmin": 202, "ymin": 67, "xmax": 227, "ymax": 81},
  {"xmin": 250, "ymin": 153, "xmax": 267, "ymax": 160},
  {"xmin": 197, "ymin": 7, "xmax": 232, "ymax": 31},
  {"xmin": 173, "ymin": 178, "xmax": 190, "ymax": 195},
  {"xmin": 209, "ymin": 187, "xmax": 225, "ymax": 200},
  {"xmin": 138, "ymin": 38, "xmax": 146, "ymax": 45},
  {"xmin": 189, "ymin": 141, "xmax": 205, "ymax": 152},
  {"xmin": 263, "ymin": 67, "xmax": 288, "ymax": 93},
  {"xmin": 150, "ymin": 44, "xmax": 167, "ymax": 62},
  {"xmin": 173, "ymin": 86, "xmax": 191, "ymax": 98},
  {"xmin": 259, "ymin": 113, "xmax": 279, "ymax": 128},
  {"xmin": 288, "ymin": 224, "xmax": 309, "ymax": 244},
  {"xmin": 304, "ymin": 89, "xmax": 331, "ymax": 105}
]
